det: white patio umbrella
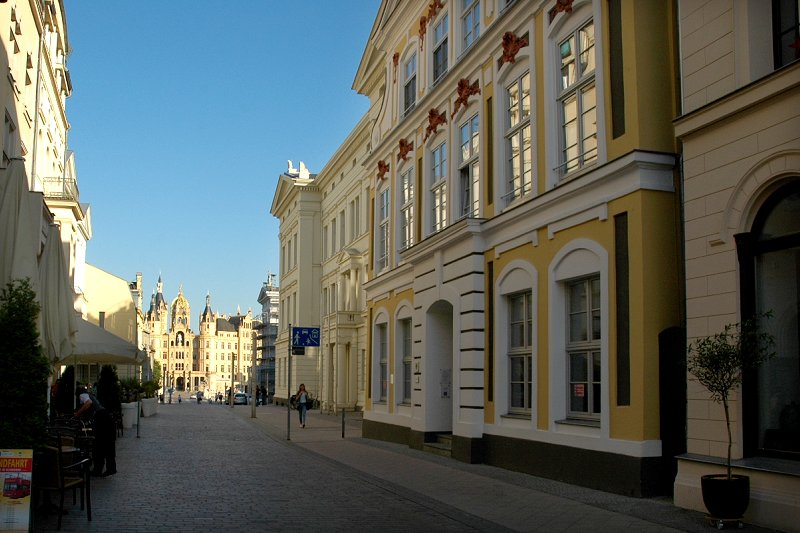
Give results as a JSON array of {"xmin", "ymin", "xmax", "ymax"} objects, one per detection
[
  {"xmin": 38, "ymin": 222, "xmax": 77, "ymax": 364},
  {"xmin": 0, "ymin": 157, "xmax": 39, "ymax": 291},
  {"xmin": 72, "ymin": 318, "xmax": 145, "ymax": 365}
]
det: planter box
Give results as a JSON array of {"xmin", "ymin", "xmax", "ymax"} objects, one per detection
[
  {"xmin": 120, "ymin": 402, "xmax": 137, "ymax": 429},
  {"xmin": 140, "ymin": 398, "xmax": 157, "ymax": 417}
]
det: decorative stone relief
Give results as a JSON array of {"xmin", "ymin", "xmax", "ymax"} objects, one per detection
[
  {"xmin": 398, "ymin": 138, "xmax": 414, "ymax": 162},
  {"xmin": 452, "ymin": 78, "xmax": 481, "ymax": 118},
  {"xmin": 424, "ymin": 108, "xmax": 447, "ymax": 142},
  {"xmin": 499, "ymin": 31, "xmax": 529, "ymax": 67}
]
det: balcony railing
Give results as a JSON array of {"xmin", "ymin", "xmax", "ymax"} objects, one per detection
[{"xmin": 42, "ymin": 176, "xmax": 79, "ymax": 202}]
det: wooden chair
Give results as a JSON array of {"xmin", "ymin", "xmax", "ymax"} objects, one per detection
[{"xmin": 36, "ymin": 432, "xmax": 92, "ymax": 530}]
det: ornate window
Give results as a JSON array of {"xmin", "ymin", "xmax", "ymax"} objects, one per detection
[
  {"xmin": 432, "ymin": 14, "xmax": 449, "ymax": 84},
  {"xmin": 509, "ymin": 291, "xmax": 533, "ymax": 413},
  {"xmin": 459, "ymin": 114, "xmax": 480, "ymax": 218},
  {"xmin": 773, "ymin": 0, "xmax": 800, "ymax": 69},
  {"xmin": 558, "ymin": 20, "xmax": 597, "ymax": 176},
  {"xmin": 430, "ymin": 142, "xmax": 448, "ymax": 233},
  {"xmin": 461, "ymin": 0, "xmax": 480, "ymax": 51},
  {"xmin": 399, "ymin": 318, "xmax": 413, "ymax": 403},
  {"xmin": 399, "ymin": 168, "xmax": 415, "ymax": 250},
  {"xmin": 377, "ymin": 323, "xmax": 388, "ymax": 401},
  {"xmin": 504, "ymin": 72, "xmax": 532, "ymax": 204},
  {"xmin": 403, "ymin": 53, "xmax": 417, "ymax": 116},
  {"xmin": 377, "ymin": 188, "xmax": 390, "ymax": 271},
  {"xmin": 738, "ymin": 181, "xmax": 800, "ymax": 458},
  {"xmin": 567, "ymin": 276, "xmax": 601, "ymax": 419}
]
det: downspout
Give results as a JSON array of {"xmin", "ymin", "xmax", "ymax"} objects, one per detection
[{"xmin": 31, "ymin": 13, "xmax": 46, "ymax": 188}]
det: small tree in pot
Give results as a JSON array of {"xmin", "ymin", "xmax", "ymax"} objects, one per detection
[{"xmin": 687, "ymin": 313, "xmax": 775, "ymax": 522}]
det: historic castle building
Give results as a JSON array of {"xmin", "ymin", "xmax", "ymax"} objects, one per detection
[{"xmin": 145, "ymin": 276, "xmax": 256, "ymax": 398}]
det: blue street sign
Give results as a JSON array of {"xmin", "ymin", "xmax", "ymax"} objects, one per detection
[{"xmin": 291, "ymin": 327, "xmax": 320, "ymax": 347}]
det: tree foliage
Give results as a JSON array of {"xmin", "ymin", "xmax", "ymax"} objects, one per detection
[
  {"xmin": 0, "ymin": 280, "xmax": 51, "ymax": 450},
  {"xmin": 687, "ymin": 313, "xmax": 776, "ymax": 477}
]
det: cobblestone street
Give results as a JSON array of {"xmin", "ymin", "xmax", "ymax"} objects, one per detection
[{"xmin": 32, "ymin": 403, "xmax": 778, "ymax": 532}]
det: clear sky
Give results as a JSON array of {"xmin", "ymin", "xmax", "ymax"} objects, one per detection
[{"xmin": 65, "ymin": 1, "xmax": 381, "ymax": 326}]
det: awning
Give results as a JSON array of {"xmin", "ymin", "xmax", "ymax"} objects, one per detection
[
  {"xmin": 0, "ymin": 157, "xmax": 38, "ymax": 290},
  {"xmin": 72, "ymin": 318, "xmax": 144, "ymax": 365},
  {"xmin": 39, "ymin": 223, "xmax": 77, "ymax": 364}
]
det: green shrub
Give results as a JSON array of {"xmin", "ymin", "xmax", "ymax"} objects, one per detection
[{"xmin": 0, "ymin": 280, "xmax": 51, "ymax": 450}]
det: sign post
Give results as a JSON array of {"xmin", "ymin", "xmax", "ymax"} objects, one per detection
[
  {"xmin": 287, "ymin": 323, "xmax": 292, "ymax": 441},
  {"xmin": 287, "ymin": 326, "xmax": 320, "ymax": 441}
]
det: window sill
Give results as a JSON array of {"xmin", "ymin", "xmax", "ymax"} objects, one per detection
[
  {"xmin": 677, "ymin": 453, "xmax": 800, "ymax": 477},
  {"xmin": 501, "ymin": 412, "xmax": 531, "ymax": 420},
  {"xmin": 555, "ymin": 417, "xmax": 599, "ymax": 428}
]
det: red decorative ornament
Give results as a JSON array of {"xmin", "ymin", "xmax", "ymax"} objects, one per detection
[
  {"xmin": 393, "ymin": 52, "xmax": 400, "ymax": 83},
  {"xmin": 398, "ymin": 138, "xmax": 414, "ymax": 162},
  {"xmin": 424, "ymin": 108, "xmax": 448, "ymax": 142},
  {"xmin": 499, "ymin": 32, "xmax": 530, "ymax": 67},
  {"xmin": 427, "ymin": 0, "xmax": 444, "ymax": 20},
  {"xmin": 377, "ymin": 160, "xmax": 390, "ymax": 182},
  {"xmin": 452, "ymin": 78, "xmax": 481, "ymax": 118},
  {"xmin": 554, "ymin": 0, "xmax": 574, "ymax": 15},
  {"xmin": 419, "ymin": 16, "xmax": 428, "ymax": 49}
]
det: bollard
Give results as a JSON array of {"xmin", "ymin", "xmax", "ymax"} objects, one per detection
[{"xmin": 342, "ymin": 408, "xmax": 345, "ymax": 439}]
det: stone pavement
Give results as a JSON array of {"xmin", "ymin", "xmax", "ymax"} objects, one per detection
[{"xmin": 32, "ymin": 402, "xmax": 782, "ymax": 532}]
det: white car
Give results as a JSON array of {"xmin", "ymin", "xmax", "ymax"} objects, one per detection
[{"xmin": 233, "ymin": 393, "xmax": 248, "ymax": 405}]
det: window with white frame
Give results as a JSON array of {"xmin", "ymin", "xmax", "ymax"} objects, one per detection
[
  {"xmin": 461, "ymin": 0, "xmax": 480, "ymax": 51},
  {"xmin": 403, "ymin": 53, "xmax": 417, "ymax": 116},
  {"xmin": 331, "ymin": 218, "xmax": 337, "ymax": 254},
  {"xmin": 339, "ymin": 210, "xmax": 345, "ymax": 249},
  {"xmin": 377, "ymin": 323, "xmax": 388, "ymax": 401},
  {"xmin": 508, "ymin": 291, "xmax": 533, "ymax": 413},
  {"xmin": 430, "ymin": 142, "xmax": 448, "ymax": 233},
  {"xmin": 459, "ymin": 113, "xmax": 480, "ymax": 218},
  {"xmin": 432, "ymin": 14, "xmax": 449, "ymax": 84},
  {"xmin": 558, "ymin": 20, "xmax": 597, "ymax": 176},
  {"xmin": 377, "ymin": 188, "xmax": 390, "ymax": 271},
  {"xmin": 567, "ymin": 275, "xmax": 601, "ymax": 418},
  {"xmin": 400, "ymin": 317, "xmax": 412, "ymax": 403},
  {"xmin": 504, "ymin": 71, "xmax": 532, "ymax": 204},
  {"xmin": 399, "ymin": 167, "xmax": 415, "ymax": 250}
]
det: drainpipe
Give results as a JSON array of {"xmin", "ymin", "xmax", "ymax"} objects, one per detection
[{"xmin": 31, "ymin": 19, "xmax": 45, "ymax": 188}]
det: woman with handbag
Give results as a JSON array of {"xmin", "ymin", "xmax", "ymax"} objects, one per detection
[{"xmin": 296, "ymin": 383, "xmax": 310, "ymax": 428}]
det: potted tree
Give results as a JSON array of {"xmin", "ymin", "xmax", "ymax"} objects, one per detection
[{"xmin": 687, "ymin": 313, "xmax": 775, "ymax": 523}]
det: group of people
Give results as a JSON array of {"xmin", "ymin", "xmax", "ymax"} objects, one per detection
[
  {"xmin": 73, "ymin": 382, "xmax": 117, "ymax": 478},
  {"xmin": 254, "ymin": 385, "xmax": 270, "ymax": 406}
]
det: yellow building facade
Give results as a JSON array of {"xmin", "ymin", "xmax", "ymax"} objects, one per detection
[
  {"xmin": 145, "ymin": 276, "xmax": 256, "ymax": 400},
  {"xmin": 354, "ymin": 0, "xmax": 681, "ymax": 496}
]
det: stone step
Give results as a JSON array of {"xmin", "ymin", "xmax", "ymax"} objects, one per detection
[{"xmin": 422, "ymin": 433, "xmax": 452, "ymax": 458}]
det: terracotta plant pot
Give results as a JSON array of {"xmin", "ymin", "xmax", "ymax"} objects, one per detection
[{"xmin": 700, "ymin": 474, "xmax": 750, "ymax": 519}]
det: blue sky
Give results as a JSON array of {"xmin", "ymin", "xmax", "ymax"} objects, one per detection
[{"xmin": 65, "ymin": 1, "xmax": 380, "ymax": 325}]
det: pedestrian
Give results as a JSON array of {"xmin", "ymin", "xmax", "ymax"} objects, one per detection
[
  {"xmin": 296, "ymin": 383, "xmax": 310, "ymax": 428},
  {"xmin": 74, "ymin": 384, "xmax": 117, "ymax": 477},
  {"xmin": 255, "ymin": 387, "xmax": 261, "ymax": 406}
]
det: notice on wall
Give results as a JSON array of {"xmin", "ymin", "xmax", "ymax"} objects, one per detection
[
  {"xmin": 0, "ymin": 449, "xmax": 33, "ymax": 533},
  {"xmin": 440, "ymin": 369, "xmax": 452, "ymax": 399}
]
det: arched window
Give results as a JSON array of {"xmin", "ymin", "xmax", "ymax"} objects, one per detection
[{"xmin": 737, "ymin": 180, "xmax": 800, "ymax": 459}]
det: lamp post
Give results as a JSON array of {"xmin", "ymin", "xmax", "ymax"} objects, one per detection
[
  {"xmin": 251, "ymin": 342, "xmax": 257, "ymax": 418},
  {"xmin": 229, "ymin": 352, "xmax": 235, "ymax": 408}
]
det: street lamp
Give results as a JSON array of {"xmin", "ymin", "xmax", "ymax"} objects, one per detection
[{"xmin": 229, "ymin": 352, "xmax": 235, "ymax": 408}]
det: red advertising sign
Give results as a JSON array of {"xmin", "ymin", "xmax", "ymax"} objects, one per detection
[
  {"xmin": 0, "ymin": 449, "xmax": 33, "ymax": 532},
  {"xmin": 574, "ymin": 384, "xmax": 585, "ymax": 397}
]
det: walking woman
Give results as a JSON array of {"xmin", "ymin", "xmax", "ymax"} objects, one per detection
[{"xmin": 296, "ymin": 383, "xmax": 309, "ymax": 428}]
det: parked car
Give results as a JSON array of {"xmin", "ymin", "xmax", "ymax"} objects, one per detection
[{"xmin": 233, "ymin": 393, "xmax": 248, "ymax": 405}]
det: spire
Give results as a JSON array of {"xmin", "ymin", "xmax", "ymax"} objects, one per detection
[{"xmin": 201, "ymin": 291, "xmax": 213, "ymax": 322}]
